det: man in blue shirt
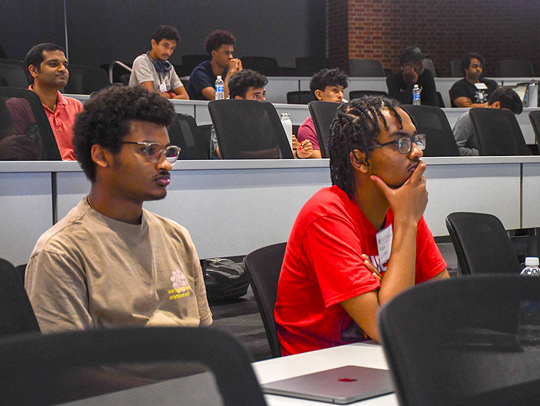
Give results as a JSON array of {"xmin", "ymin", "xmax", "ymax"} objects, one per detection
[{"xmin": 187, "ymin": 30, "xmax": 243, "ymax": 100}]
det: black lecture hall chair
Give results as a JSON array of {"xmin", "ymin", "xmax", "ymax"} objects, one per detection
[
  {"xmin": 0, "ymin": 58, "xmax": 30, "ymax": 89},
  {"xmin": 241, "ymin": 57, "xmax": 279, "ymax": 76},
  {"xmin": 348, "ymin": 58, "xmax": 385, "ymax": 77},
  {"xmin": 286, "ymin": 90, "xmax": 316, "ymax": 105},
  {"xmin": 308, "ymin": 100, "xmax": 340, "ymax": 158},
  {"xmin": 445, "ymin": 212, "xmax": 522, "ymax": 276},
  {"xmin": 295, "ymin": 56, "xmax": 330, "ymax": 77},
  {"xmin": 450, "ymin": 58, "xmax": 462, "ymax": 77},
  {"xmin": 0, "ymin": 327, "xmax": 267, "ymax": 406},
  {"xmin": 423, "ymin": 58, "xmax": 437, "ymax": 77},
  {"xmin": 378, "ymin": 275, "xmax": 540, "ymax": 406},
  {"xmin": 0, "ymin": 59, "xmax": 30, "ymax": 88},
  {"xmin": 63, "ymin": 64, "xmax": 110, "ymax": 94},
  {"xmin": 469, "ymin": 108, "xmax": 529, "ymax": 156},
  {"xmin": 0, "ymin": 87, "xmax": 61, "ymax": 160},
  {"xmin": 0, "ymin": 258, "xmax": 40, "ymax": 338},
  {"xmin": 499, "ymin": 59, "xmax": 535, "ymax": 77},
  {"xmin": 167, "ymin": 113, "xmax": 209, "ymax": 160},
  {"xmin": 400, "ymin": 104, "xmax": 459, "ymax": 157},
  {"xmin": 348, "ymin": 90, "xmax": 388, "ymax": 100},
  {"xmin": 179, "ymin": 54, "xmax": 210, "ymax": 76},
  {"xmin": 208, "ymin": 99, "xmax": 294, "ymax": 159},
  {"xmin": 529, "ymin": 110, "xmax": 540, "ymax": 145},
  {"xmin": 243, "ymin": 242, "xmax": 287, "ymax": 358}
]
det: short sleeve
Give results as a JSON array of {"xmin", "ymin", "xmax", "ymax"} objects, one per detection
[
  {"xmin": 302, "ymin": 216, "xmax": 380, "ymax": 308},
  {"xmin": 297, "ymin": 117, "xmax": 320, "ymax": 150}
]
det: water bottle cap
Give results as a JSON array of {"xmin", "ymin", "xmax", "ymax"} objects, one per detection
[
  {"xmin": 525, "ymin": 257, "xmax": 540, "ymax": 267},
  {"xmin": 217, "ymin": 76, "xmax": 222, "ymax": 79}
]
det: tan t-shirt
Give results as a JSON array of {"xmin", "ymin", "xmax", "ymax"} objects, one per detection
[{"xmin": 25, "ymin": 199, "xmax": 212, "ymax": 333}]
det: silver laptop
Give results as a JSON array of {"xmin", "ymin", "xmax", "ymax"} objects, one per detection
[{"xmin": 261, "ymin": 365, "xmax": 394, "ymax": 404}]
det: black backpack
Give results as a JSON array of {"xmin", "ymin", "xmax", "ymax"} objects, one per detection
[{"xmin": 203, "ymin": 258, "xmax": 250, "ymax": 302}]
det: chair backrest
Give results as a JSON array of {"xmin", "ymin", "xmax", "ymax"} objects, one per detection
[
  {"xmin": 0, "ymin": 87, "xmax": 61, "ymax": 160},
  {"xmin": 436, "ymin": 91, "xmax": 445, "ymax": 107},
  {"xmin": 423, "ymin": 58, "xmax": 437, "ymax": 77},
  {"xmin": 64, "ymin": 64, "xmax": 110, "ymax": 94},
  {"xmin": 286, "ymin": 90, "xmax": 316, "ymax": 104},
  {"xmin": 450, "ymin": 58, "xmax": 462, "ymax": 77},
  {"xmin": 0, "ymin": 59, "xmax": 29, "ymax": 89},
  {"xmin": 181, "ymin": 54, "xmax": 210, "ymax": 76},
  {"xmin": 348, "ymin": 58, "xmax": 385, "ymax": 77},
  {"xmin": 400, "ymin": 104, "xmax": 459, "ymax": 156},
  {"xmin": 445, "ymin": 212, "xmax": 522, "ymax": 275},
  {"xmin": 308, "ymin": 100, "xmax": 339, "ymax": 158},
  {"xmin": 0, "ymin": 258, "xmax": 40, "ymax": 337},
  {"xmin": 243, "ymin": 242, "xmax": 287, "ymax": 358},
  {"xmin": 378, "ymin": 275, "xmax": 540, "ymax": 406},
  {"xmin": 168, "ymin": 113, "xmax": 209, "ymax": 160},
  {"xmin": 469, "ymin": 108, "xmax": 529, "ymax": 156},
  {"xmin": 208, "ymin": 99, "xmax": 293, "ymax": 159},
  {"xmin": 529, "ymin": 110, "xmax": 540, "ymax": 145},
  {"xmin": 241, "ymin": 56, "xmax": 279, "ymax": 76},
  {"xmin": 0, "ymin": 326, "xmax": 267, "ymax": 406},
  {"xmin": 295, "ymin": 57, "xmax": 330, "ymax": 76},
  {"xmin": 349, "ymin": 90, "xmax": 388, "ymax": 100},
  {"xmin": 499, "ymin": 59, "xmax": 535, "ymax": 77}
]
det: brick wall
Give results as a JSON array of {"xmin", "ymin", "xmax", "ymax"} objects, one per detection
[{"xmin": 327, "ymin": 0, "xmax": 540, "ymax": 77}]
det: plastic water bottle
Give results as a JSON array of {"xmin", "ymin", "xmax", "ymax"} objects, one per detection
[
  {"xmin": 280, "ymin": 112, "xmax": 293, "ymax": 148},
  {"xmin": 215, "ymin": 76, "xmax": 224, "ymax": 100},
  {"xmin": 520, "ymin": 257, "xmax": 540, "ymax": 276},
  {"xmin": 412, "ymin": 84, "xmax": 421, "ymax": 105}
]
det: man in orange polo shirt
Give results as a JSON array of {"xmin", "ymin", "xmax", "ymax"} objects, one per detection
[{"xmin": 25, "ymin": 43, "xmax": 83, "ymax": 160}]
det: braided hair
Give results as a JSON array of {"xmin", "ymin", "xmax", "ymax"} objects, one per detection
[{"xmin": 328, "ymin": 96, "xmax": 406, "ymax": 197}]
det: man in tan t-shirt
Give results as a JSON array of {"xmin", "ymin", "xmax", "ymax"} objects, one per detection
[{"xmin": 25, "ymin": 86, "xmax": 212, "ymax": 333}]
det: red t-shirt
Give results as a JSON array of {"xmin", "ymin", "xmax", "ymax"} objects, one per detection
[{"xmin": 275, "ymin": 186, "xmax": 447, "ymax": 356}]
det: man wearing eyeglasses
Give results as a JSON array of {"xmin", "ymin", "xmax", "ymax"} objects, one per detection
[
  {"xmin": 275, "ymin": 96, "xmax": 449, "ymax": 356},
  {"xmin": 449, "ymin": 53, "xmax": 498, "ymax": 108},
  {"xmin": 25, "ymin": 86, "xmax": 212, "ymax": 333}
]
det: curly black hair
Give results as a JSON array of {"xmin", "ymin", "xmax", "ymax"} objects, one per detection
[
  {"xmin": 329, "ymin": 96, "xmax": 406, "ymax": 197},
  {"xmin": 461, "ymin": 53, "xmax": 484, "ymax": 75},
  {"xmin": 73, "ymin": 86, "xmax": 176, "ymax": 182},
  {"xmin": 152, "ymin": 25, "xmax": 180, "ymax": 44},
  {"xmin": 204, "ymin": 30, "xmax": 236, "ymax": 55},
  {"xmin": 229, "ymin": 69, "xmax": 268, "ymax": 98},
  {"xmin": 310, "ymin": 68, "xmax": 348, "ymax": 97}
]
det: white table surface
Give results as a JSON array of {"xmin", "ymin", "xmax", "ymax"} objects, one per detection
[{"xmin": 252, "ymin": 343, "xmax": 398, "ymax": 405}]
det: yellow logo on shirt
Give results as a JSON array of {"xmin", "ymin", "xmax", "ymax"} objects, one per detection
[{"xmin": 169, "ymin": 270, "xmax": 191, "ymax": 300}]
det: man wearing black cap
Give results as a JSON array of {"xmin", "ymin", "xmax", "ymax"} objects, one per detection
[{"xmin": 386, "ymin": 46, "xmax": 438, "ymax": 106}]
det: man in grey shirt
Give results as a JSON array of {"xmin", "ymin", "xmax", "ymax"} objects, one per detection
[
  {"xmin": 129, "ymin": 25, "xmax": 189, "ymax": 100},
  {"xmin": 453, "ymin": 87, "xmax": 523, "ymax": 156}
]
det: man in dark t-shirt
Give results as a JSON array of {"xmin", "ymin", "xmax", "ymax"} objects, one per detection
[
  {"xmin": 386, "ymin": 46, "xmax": 438, "ymax": 106},
  {"xmin": 187, "ymin": 30, "xmax": 242, "ymax": 100},
  {"xmin": 449, "ymin": 53, "xmax": 498, "ymax": 107}
]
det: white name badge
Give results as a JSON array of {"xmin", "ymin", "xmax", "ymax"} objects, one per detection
[
  {"xmin": 159, "ymin": 82, "xmax": 167, "ymax": 93},
  {"xmin": 475, "ymin": 83, "xmax": 488, "ymax": 90},
  {"xmin": 376, "ymin": 225, "xmax": 393, "ymax": 266}
]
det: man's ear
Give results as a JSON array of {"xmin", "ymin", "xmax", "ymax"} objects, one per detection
[
  {"xmin": 28, "ymin": 64, "xmax": 38, "ymax": 78},
  {"xmin": 150, "ymin": 39, "xmax": 157, "ymax": 49},
  {"xmin": 350, "ymin": 149, "xmax": 369, "ymax": 173},
  {"xmin": 490, "ymin": 100, "xmax": 501, "ymax": 109},
  {"xmin": 91, "ymin": 144, "xmax": 111, "ymax": 169},
  {"xmin": 314, "ymin": 89, "xmax": 323, "ymax": 101},
  {"xmin": 234, "ymin": 95, "xmax": 243, "ymax": 100}
]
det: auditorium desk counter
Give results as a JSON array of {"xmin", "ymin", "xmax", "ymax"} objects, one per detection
[
  {"xmin": 252, "ymin": 343, "xmax": 397, "ymax": 405},
  {"xmin": 1, "ymin": 156, "xmax": 539, "ymax": 266}
]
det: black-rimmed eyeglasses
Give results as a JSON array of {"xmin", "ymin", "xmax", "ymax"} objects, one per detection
[
  {"xmin": 121, "ymin": 141, "xmax": 181, "ymax": 164},
  {"xmin": 368, "ymin": 134, "xmax": 426, "ymax": 155}
]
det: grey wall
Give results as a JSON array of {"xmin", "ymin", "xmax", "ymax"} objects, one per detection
[{"xmin": 1, "ymin": 0, "xmax": 326, "ymax": 69}]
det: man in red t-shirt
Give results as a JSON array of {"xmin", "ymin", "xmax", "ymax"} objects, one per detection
[{"xmin": 275, "ymin": 96, "xmax": 449, "ymax": 356}]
